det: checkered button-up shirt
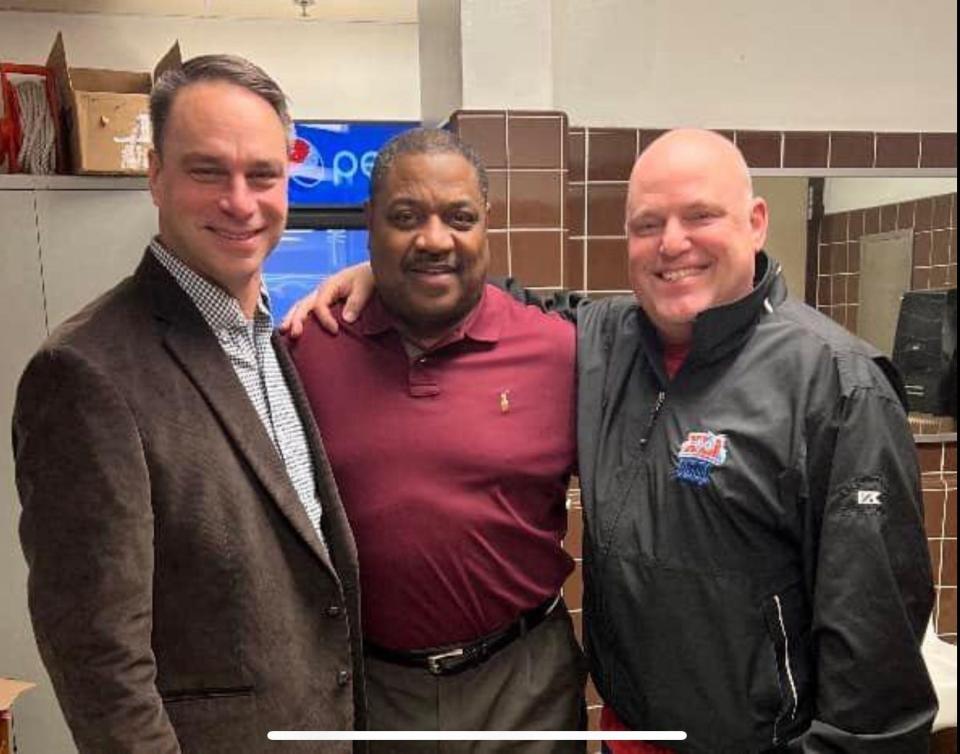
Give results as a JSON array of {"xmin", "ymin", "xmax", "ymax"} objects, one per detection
[{"xmin": 150, "ymin": 239, "xmax": 326, "ymax": 549}]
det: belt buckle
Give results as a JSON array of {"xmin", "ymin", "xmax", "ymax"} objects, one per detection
[{"xmin": 426, "ymin": 647, "xmax": 465, "ymax": 675}]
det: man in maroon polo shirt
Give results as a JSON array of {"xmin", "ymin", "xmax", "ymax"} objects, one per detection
[{"xmin": 288, "ymin": 128, "xmax": 585, "ymax": 751}]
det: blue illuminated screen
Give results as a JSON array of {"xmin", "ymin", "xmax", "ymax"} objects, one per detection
[
  {"xmin": 288, "ymin": 122, "xmax": 414, "ymax": 207},
  {"xmin": 264, "ymin": 228, "xmax": 369, "ymax": 320}
]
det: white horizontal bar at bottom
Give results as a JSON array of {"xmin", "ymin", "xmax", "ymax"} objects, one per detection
[{"xmin": 269, "ymin": 732, "xmax": 687, "ymax": 741}]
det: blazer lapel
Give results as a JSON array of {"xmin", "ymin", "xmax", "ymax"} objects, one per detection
[
  {"xmin": 137, "ymin": 254, "xmax": 335, "ymax": 571},
  {"xmin": 274, "ymin": 334, "xmax": 358, "ymax": 593}
]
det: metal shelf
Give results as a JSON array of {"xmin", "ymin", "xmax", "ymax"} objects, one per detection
[{"xmin": 0, "ymin": 174, "xmax": 149, "ymax": 190}]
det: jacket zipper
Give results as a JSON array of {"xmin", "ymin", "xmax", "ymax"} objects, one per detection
[
  {"xmin": 638, "ymin": 391, "xmax": 666, "ymax": 450},
  {"xmin": 771, "ymin": 593, "xmax": 799, "ymax": 744}
]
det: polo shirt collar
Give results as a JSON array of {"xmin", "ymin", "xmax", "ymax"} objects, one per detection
[{"xmin": 356, "ymin": 283, "xmax": 503, "ymax": 346}]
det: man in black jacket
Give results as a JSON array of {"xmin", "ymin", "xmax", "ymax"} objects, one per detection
[{"xmin": 575, "ymin": 128, "xmax": 935, "ymax": 753}]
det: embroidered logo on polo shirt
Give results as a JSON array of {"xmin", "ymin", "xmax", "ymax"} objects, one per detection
[
  {"xmin": 857, "ymin": 490, "xmax": 882, "ymax": 506},
  {"xmin": 499, "ymin": 390, "xmax": 511, "ymax": 414},
  {"xmin": 675, "ymin": 431, "xmax": 729, "ymax": 487}
]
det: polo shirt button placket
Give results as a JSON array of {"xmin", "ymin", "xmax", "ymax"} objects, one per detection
[{"xmin": 408, "ymin": 353, "xmax": 441, "ymax": 398}]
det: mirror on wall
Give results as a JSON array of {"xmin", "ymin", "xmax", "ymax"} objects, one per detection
[{"xmin": 755, "ymin": 175, "xmax": 958, "ymax": 434}]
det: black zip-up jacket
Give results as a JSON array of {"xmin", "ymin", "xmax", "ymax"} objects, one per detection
[{"xmin": 571, "ymin": 254, "xmax": 936, "ymax": 753}]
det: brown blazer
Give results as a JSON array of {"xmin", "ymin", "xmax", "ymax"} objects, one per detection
[{"xmin": 13, "ymin": 252, "xmax": 365, "ymax": 754}]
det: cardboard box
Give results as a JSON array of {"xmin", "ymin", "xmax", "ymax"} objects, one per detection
[
  {"xmin": 0, "ymin": 678, "xmax": 36, "ymax": 754},
  {"xmin": 45, "ymin": 33, "xmax": 181, "ymax": 175}
]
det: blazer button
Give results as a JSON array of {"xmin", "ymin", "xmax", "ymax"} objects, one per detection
[
  {"xmin": 337, "ymin": 669, "xmax": 351, "ymax": 687},
  {"xmin": 326, "ymin": 605, "xmax": 342, "ymax": 618}
]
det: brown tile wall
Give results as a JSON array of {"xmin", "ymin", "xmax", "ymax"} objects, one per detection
[
  {"xmin": 451, "ymin": 118, "xmax": 957, "ymax": 304},
  {"xmin": 815, "ymin": 192, "xmax": 958, "ymax": 330},
  {"xmin": 742, "ymin": 131, "xmax": 957, "ymax": 170},
  {"xmin": 448, "ymin": 111, "xmax": 567, "ymax": 293},
  {"xmin": 917, "ymin": 437, "xmax": 959, "ymax": 643},
  {"xmin": 568, "ymin": 127, "xmax": 634, "ymax": 295},
  {"xmin": 569, "ymin": 128, "xmax": 958, "ymax": 299}
]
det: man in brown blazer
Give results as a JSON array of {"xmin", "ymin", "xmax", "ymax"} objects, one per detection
[{"xmin": 12, "ymin": 55, "xmax": 363, "ymax": 753}]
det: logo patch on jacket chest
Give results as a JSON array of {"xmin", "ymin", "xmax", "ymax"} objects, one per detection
[{"xmin": 675, "ymin": 431, "xmax": 729, "ymax": 486}]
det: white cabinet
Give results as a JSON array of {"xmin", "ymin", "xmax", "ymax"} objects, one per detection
[{"xmin": 37, "ymin": 189, "xmax": 156, "ymax": 329}]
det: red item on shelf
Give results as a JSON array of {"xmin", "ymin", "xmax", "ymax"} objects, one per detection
[{"xmin": 0, "ymin": 63, "xmax": 61, "ymax": 173}]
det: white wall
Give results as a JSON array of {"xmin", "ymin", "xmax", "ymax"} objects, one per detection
[
  {"xmin": 6, "ymin": 2, "xmax": 955, "ymax": 132},
  {"xmin": 0, "ymin": 10, "xmax": 421, "ymax": 120},
  {"xmin": 418, "ymin": 0, "xmax": 463, "ymax": 125},
  {"xmin": 551, "ymin": 0, "xmax": 957, "ymax": 131},
  {"xmin": 460, "ymin": 0, "xmax": 553, "ymax": 110},
  {"xmin": 825, "ymin": 177, "xmax": 959, "ymax": 214}
]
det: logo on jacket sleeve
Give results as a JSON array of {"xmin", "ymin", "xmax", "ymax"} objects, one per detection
[{"xmin": 675, "ymin": 431, "xmax": 729, "ymax": 487}]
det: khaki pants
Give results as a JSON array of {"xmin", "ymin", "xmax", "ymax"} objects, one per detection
[{"xmin": 365, "ymin": 606, "xmax": 587, "ymax": 754}]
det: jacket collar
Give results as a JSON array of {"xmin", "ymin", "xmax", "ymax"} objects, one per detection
[{"xmin": 636, "ymin": 251, "xmax": 785, "ymax": 378}]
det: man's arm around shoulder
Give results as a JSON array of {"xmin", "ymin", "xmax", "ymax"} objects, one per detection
[{"xmin": 492, "ymin": 277, "xmax": 589, "ymax": 324}]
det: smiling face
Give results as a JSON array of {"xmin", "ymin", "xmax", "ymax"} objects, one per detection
[
  {"xmin": 148, "ymin": 80, "xmax": 288, "ymax": 315},
  {"xmin": 625, "ymin": 130, "xmax": 768, "ymax": 344},
  {"xmin": 367, "ymin": 151, "xmax": 489, "ymax": 344}
]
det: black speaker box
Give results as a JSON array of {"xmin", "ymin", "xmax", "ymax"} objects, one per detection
[{"xmin": 891, "ymin": 287, "xmax": 957, "ymax": 415}]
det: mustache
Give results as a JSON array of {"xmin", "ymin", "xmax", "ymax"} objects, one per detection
[{"xmin": 404, "ymin": 253, "xmax": 459, "ymax": 273}]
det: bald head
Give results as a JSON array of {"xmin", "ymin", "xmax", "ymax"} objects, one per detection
[
  {"xmin": 624, "ymin": 128, "xmax": 769, "ymax": 344},
  {"xmin": 629, "ymin": 129, "xmax": 755, "ymax": 209}
]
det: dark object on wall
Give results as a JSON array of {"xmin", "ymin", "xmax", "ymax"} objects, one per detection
[
  {"xmin": 892, "ymin": 288, "xmax": 957, "ymax": 415},
  {"xmin": 941, "ymin": 348, "xmax": 957, "ymax": 419}
]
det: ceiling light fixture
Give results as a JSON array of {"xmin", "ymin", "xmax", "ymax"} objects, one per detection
[{"xmin": 292, "ymin": 0, "xmax": 316, "ymax": 18}]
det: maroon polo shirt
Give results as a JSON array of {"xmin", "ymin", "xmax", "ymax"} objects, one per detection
[{"xmin": 290, "ymin": 284, "xmax": 576, "ymax": 650}]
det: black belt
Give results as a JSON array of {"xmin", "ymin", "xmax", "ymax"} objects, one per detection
[{"xmin": 364, "ymin": 595, "xmax": 562, "ymax": 676}]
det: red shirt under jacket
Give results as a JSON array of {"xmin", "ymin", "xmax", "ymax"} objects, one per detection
[
  {"xmin": 600, "ymin": 706, "xmax": 676, "ymax": 754},
  {"xmin": 290, "ymin": 285, "xmax": 577, "ymax": 650}
]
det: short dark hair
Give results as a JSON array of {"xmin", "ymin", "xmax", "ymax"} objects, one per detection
[
  {"xmin": 369, "ymin": 127, "xmax": 489, "ymax": 203},
  {"xmin": 150, "ymin": 54, "xmax": 290, "ymax": 155}
]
